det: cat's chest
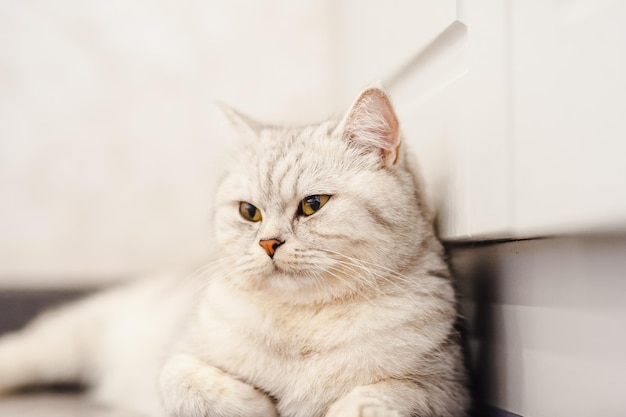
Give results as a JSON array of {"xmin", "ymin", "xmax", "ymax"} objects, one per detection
[
  {"xmin": 192, "ymin": 285, "xmax": 416, "ymax": 417},
  {"xmin": 188, "ymin": 282, "xmax": 424, "ymax": 416},
  {"xmin": 197, "ymin": 287, "xmax": 362, "ymax": 362}
]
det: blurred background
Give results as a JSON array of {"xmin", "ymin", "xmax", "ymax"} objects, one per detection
[
  {"xmin": 0, "ymin": 0, "xmax": 335, "ymax": 286},
  {"xmin": 1, "ymin": 1, "xmax": 626, "ymax": 416},
  {"xmin": 0, "ymin": 0, "xmax": 463, "ymax": 287}
]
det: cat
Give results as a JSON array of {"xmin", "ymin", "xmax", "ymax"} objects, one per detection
[{"xmin": 0, "ymin": 87, "xmax": 469, "ymax": 417}]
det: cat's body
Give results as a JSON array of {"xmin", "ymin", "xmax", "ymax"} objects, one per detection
[{"xmin": 0, "ymin": 88, "xmax": 468, "ymax": 417}]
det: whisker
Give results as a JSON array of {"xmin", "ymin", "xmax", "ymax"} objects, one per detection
[
  {"xmin": 324, "ymin": 268, "xmax": 378, "ymax": 307},
  {"xmin": 317, "ymin": 249, "xmax": 445, "ymax": 306},
  {"xmin": 183, "ymin": 255, "xmax": 243, "ymax": 291}
]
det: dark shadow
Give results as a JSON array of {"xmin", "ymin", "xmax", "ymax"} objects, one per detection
[
  {"xmin": 447, "ymin": 242, "xmax": 523, "ymax": 417},
  {"xmin": 0, "ymin": 289, "xmax": 91, "ymax": 335}
]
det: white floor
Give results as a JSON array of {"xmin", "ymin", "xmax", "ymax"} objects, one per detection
[{"xmin": 0, "ymin": 393, "xmax": 142, "ymax": 417}]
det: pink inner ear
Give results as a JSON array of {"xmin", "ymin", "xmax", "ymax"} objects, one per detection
[{"xmin": 344, "ymin": 88, "xmax": 400, "ymax": 165}]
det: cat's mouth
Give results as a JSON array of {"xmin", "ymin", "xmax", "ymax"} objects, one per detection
[
  {"xmin": 255, "ymin": 253, "xmax": 286, "ymax": 275},
  {"xmin": 267, "ymin": 257, "xmax": 306, "ymax": 278}
]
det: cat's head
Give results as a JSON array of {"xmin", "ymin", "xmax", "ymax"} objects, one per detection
[{"xmin": 213, "ymin": 88, "xmax": 435, "ymax": 304}]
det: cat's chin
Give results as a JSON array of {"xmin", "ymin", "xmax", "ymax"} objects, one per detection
[
  {"xmin": 264, "ymin": 263, "xmax": 306, "ymax": 281},
  {"xmin": 238, "ymin": 252, "xmax": 353, "ymax": 303},
  {"xmin": 254, "ymin": 265, "xmax": 356, "ymax": 305},
  {"xmin": 260, "ymin": 263, "xmax": 320, "ymax": 288},
  {"xmin": 262, "ymin": 254, "xmax": 307, "ymax": 277},
  {"xmin": 267, "ymin": 263, "xmax": 291, "ymax": 277}
]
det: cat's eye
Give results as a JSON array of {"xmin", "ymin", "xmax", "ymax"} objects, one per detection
[
  {"xmin": 299, "ymin": 195, "xmax": 331, "ymax": 216},
  {"xmin": 239, "ymin": 202, "xmax": 262, "ymax": 222}
]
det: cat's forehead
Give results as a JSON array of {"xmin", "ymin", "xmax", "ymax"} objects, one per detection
[
  {"xmin": 232, "ymin": 121, "xmax": 352, "ymax": 200},
  {"xmin": 258, "ymin": 122, "xmax": 338, "ymax": 156},
  {"xmin": 246, "ymin": 122, "xmax": 343, "ymax": 165}
]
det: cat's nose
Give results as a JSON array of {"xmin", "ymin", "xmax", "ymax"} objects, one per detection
[{"xmin": 259, "ymin": 239, "xmax": 284, "ymax": 259}]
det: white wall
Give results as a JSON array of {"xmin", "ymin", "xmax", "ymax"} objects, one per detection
[
  {"xmin": 0, "ymin": 0, "xmax": 335, "ymax": 288},
  {"xmin": 2, "ymin": 1, "xmax": 626, "ymax": 289}
]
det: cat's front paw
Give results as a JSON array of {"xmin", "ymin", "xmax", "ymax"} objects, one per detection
[
  {"xmin": 325, "ymin": 395, "xmax": 401, "ymax": 417},
  {"xmin": 159, "ymin": 354, "xmax": 277, "ymax": 417}
]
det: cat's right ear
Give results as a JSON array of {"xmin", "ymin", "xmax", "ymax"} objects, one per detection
[
  {"xmin": 336, "ymin": 87, "xmax": 401, "ymax": 167},
  {"xmin": 216, "ymin": 102, "xmax": 261, "ymax": 139}
]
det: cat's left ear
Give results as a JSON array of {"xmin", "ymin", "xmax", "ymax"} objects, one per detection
[
  {"xmin": 216, "ymin": 102, "xmax": 261, "ymax": 138},
  {"xmin": 339, "ymin": 87, "xmax": 400, "ymax": 166}
]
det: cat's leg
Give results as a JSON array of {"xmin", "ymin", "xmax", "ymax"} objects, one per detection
[
  {"xmin": 0, "ymin": 305, "xmax": 96, "ymax": 394},
  {"xmin": 159, "ymin": 353, "xmax": 277, "ymax": 417},
  {"xmin": 325, "ymin": 378, "xmax": 468, "ymax": 417}
]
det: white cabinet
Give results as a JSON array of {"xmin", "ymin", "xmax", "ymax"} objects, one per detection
[
  {"xmin": 511, "ymin": 0, "xmax": 626, "ymax": 235},
  {"xmin": 388, "ymin": 0, "xmax": 513, "ymax": 239},
  {"xmin": 333, "ymin": 0, "xmax": 626, "ymax": 239}
]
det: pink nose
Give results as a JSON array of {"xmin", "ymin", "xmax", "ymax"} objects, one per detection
[{"xmin": 259, "ymin": 239, "xmax": 283, "ymax": 258}]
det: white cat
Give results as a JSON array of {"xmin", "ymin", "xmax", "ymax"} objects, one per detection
[{"xmin": 0, "ymin": 87, "xmax": 469, "ymax": 417}]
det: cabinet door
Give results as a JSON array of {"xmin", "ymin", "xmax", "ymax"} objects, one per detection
[
  {"xmin": 331, "ymin": 0, "xmax": 458, "ymax": 99},
  {"xmin": 334, "ymin": 0, "xmax": 626, "ymax": 239},
  {"xmin": 389, "ymin": 0, "xmax": 513, "ymax": 239},
  {"xmin": 512, "ymin": 0, "xmax": 626, "ymax": 235},
  {"xmin": 334, "ymin": 0, "xmax": 511, "ymax": 239}
]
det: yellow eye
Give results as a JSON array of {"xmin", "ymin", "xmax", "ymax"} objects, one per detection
[
  {"xmin": 239, "ymin": 202, "xmax": 262, "ymax": 222},
  {"xmin": 299, "ymin": 195, "xmax": 330, "ymax": 216}
]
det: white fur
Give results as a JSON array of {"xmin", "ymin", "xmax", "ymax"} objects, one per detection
[{"xmin": 0, "ymin": 88, "xmax": 468, "ymax": 417}]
